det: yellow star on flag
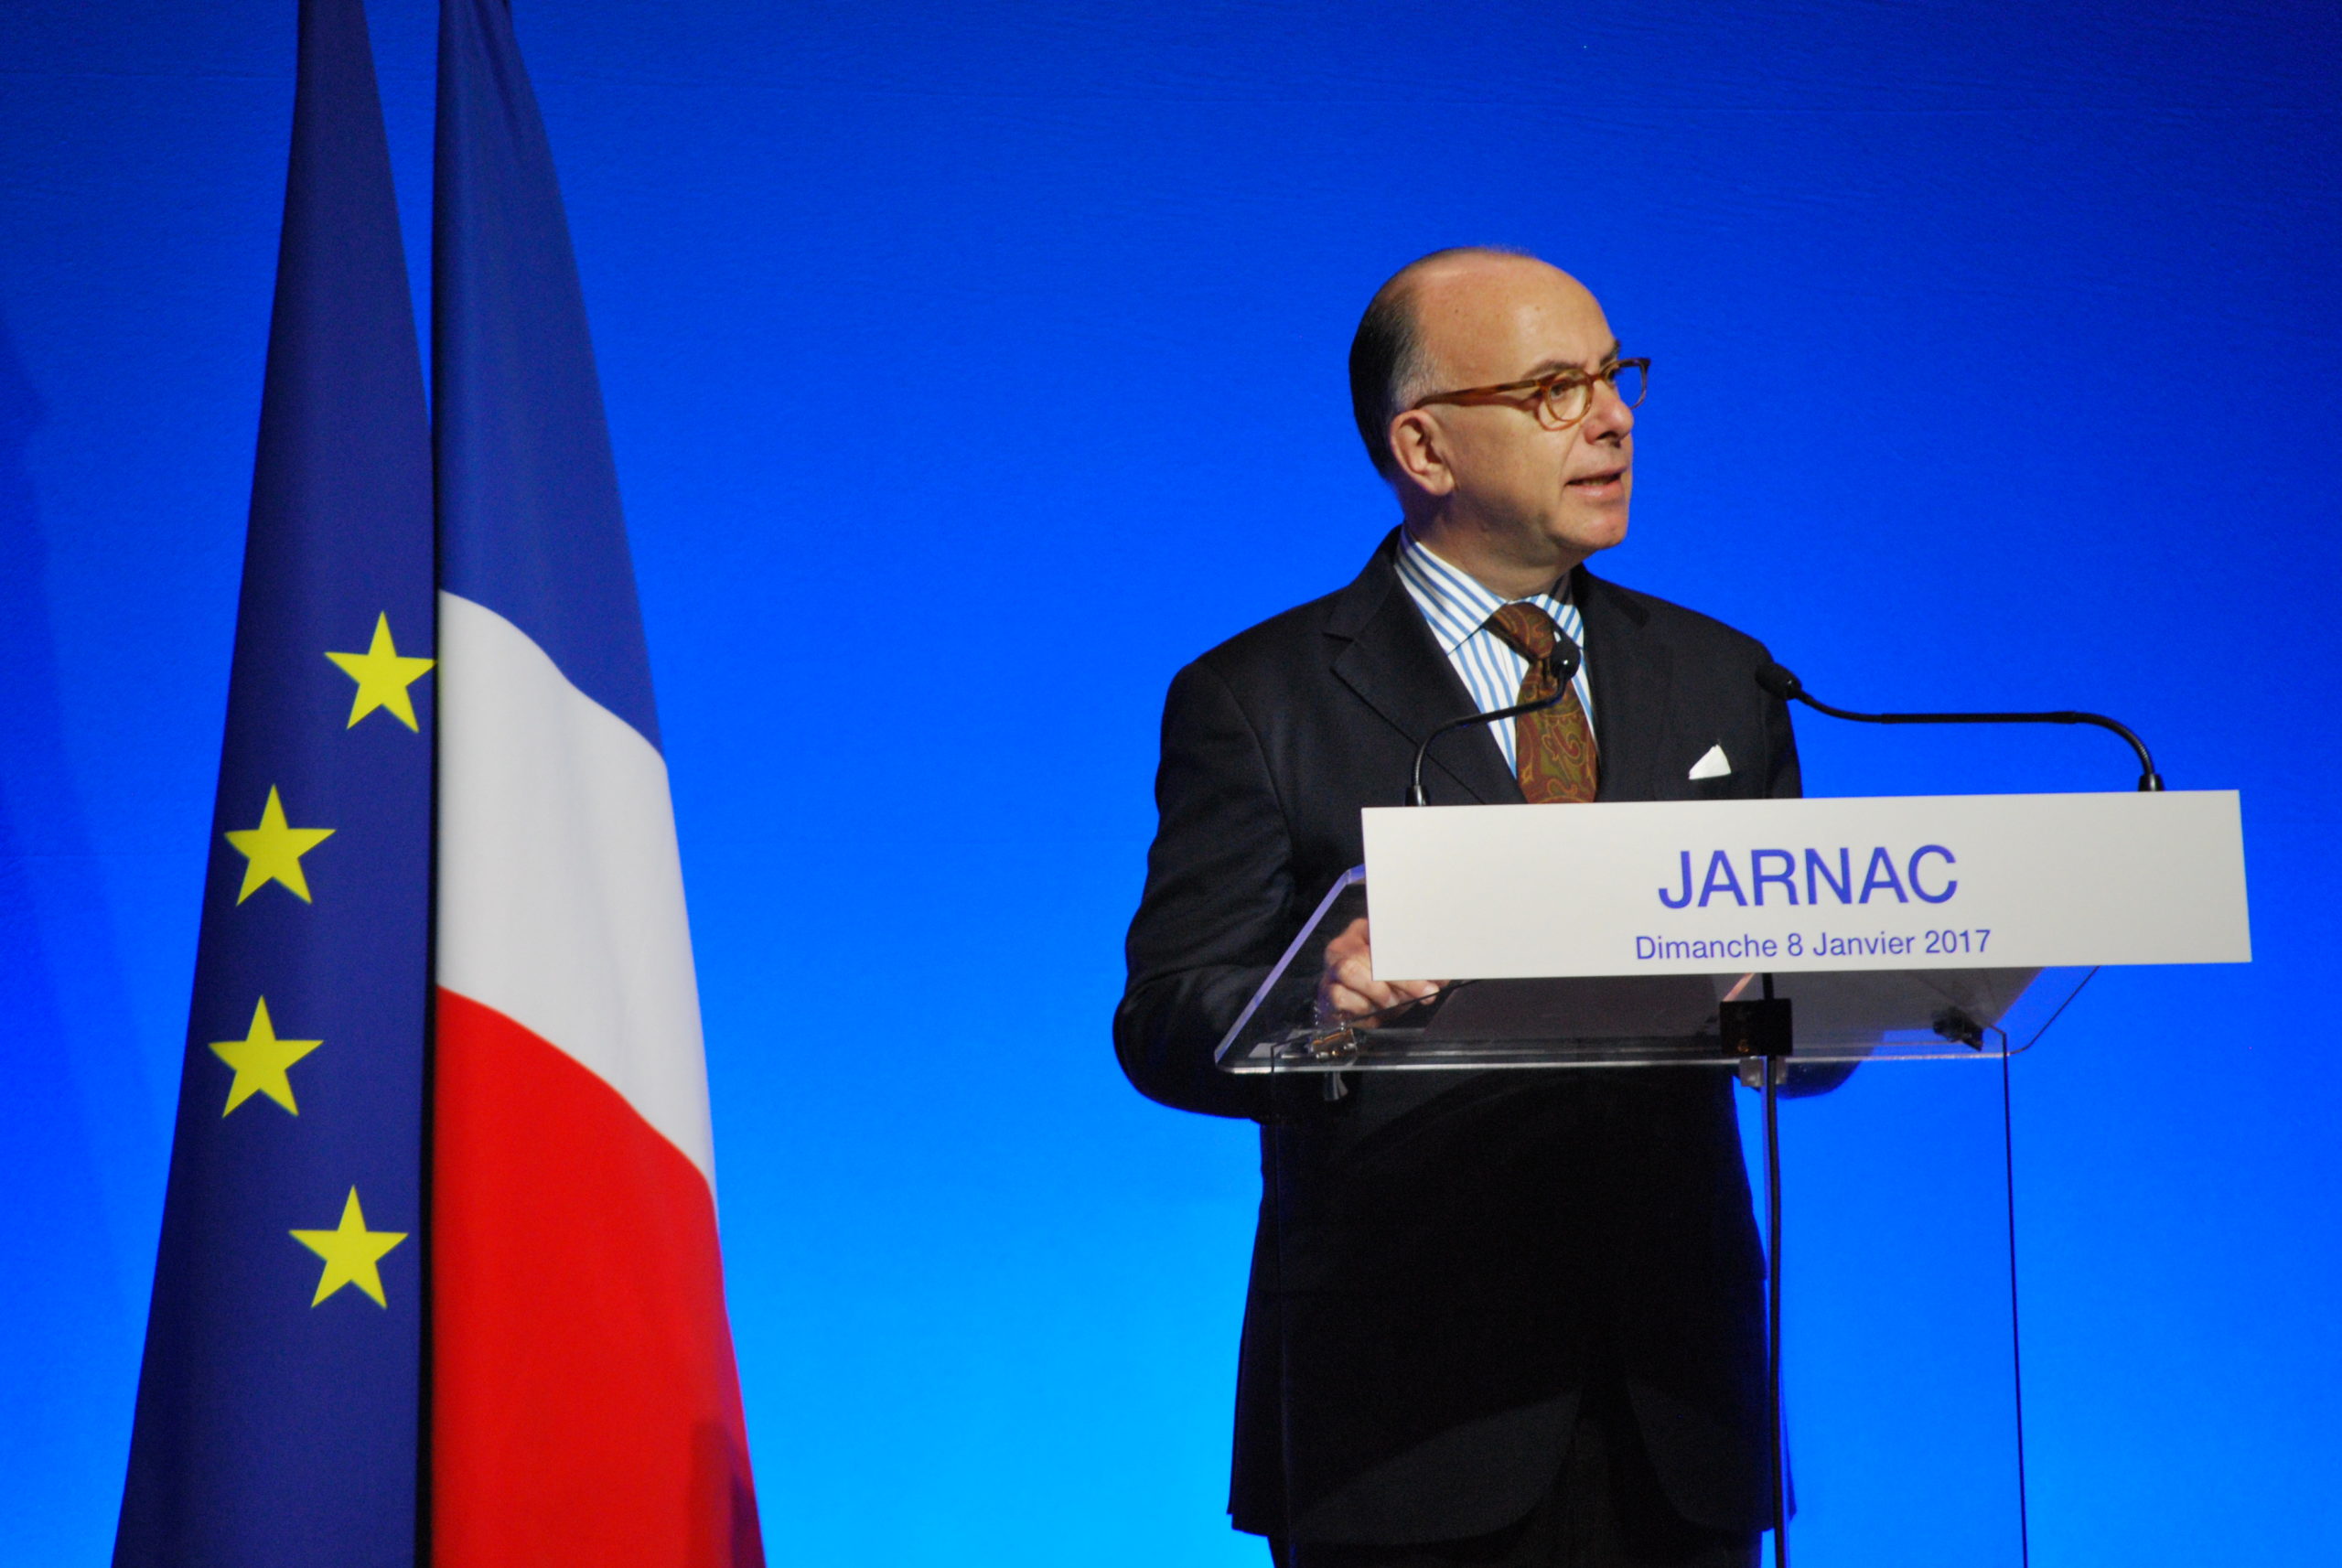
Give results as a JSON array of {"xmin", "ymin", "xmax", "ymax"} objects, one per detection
[
  {"xmin": 290, "ymin": 1187, "xmax": 407, "ymax": 1308},
  {"xmin": 223, "ymin": 786, "xmax": 334, "ymax": 904},
  {"xmin": 208, "ymin": 997, "xmax": 322, "ymax": 1116},
  {"xmin": 324, "ymin": 612, "xmax": 435, "ymax": 731}
]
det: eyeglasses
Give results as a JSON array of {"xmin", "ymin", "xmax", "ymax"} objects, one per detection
[{"xmin": 1410, "ymin": 358, "xmax": 1649, "ymax": 430}]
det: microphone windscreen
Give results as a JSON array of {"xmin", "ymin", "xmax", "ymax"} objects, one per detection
[
  {"xmin": 1754, "ymin": 661, "xmax": 1802, "ymax": 701},
  {"xmin": 1548, "ymin": 629, "xmax": 1584, "ymax": 685}
]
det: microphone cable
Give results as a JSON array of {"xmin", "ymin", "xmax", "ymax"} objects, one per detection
[{"xmin": 1752, "ymin": 659, "xmax": 2165, "ymax": 1568}]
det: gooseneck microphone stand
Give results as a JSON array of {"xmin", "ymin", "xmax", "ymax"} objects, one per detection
[
  {"xmin": 1405, "ymin": 635, "xmax": 1584, "ymax": 806},
  {"xmin": 1749, "ymin": 659, "xmax": 2165, "ymax": 1568},
  {"xmin": 1754, "ymin": 661, "xmax": 2164, "ymax": 791}
]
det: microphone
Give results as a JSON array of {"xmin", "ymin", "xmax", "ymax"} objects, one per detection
[
  {"xmin": 1407, "ymin": 631, "xmax": 1584, "ymax": 806},
  {"xmin": 1754, "ymin": 660, "xmax": 2164, "ymax": 791}
]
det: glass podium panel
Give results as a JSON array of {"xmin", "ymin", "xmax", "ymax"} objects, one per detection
[
  {"xmin": 1227, "ymin": 864, "xmax": 2071, "ymax": 1558},
  {"xmin": 1215, "ymin": 865, "xmax": 2095, "ymax": 1076}
]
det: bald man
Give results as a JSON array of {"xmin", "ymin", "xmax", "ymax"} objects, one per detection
[{"xmin": 1116, "ymin": 251, "xmax": 1800, "ymax": 1568}]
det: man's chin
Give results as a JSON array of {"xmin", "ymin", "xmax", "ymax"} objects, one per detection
[{"xmin": 1550, "ymin": 509, "xmax": 1629, "ymax": 557}]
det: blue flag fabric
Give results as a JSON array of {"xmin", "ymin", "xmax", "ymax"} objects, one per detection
[
  {"xmin": 434, "ymin": 0, "xmax": 661, "ymax": 751},
  {"xmin": 113, "ymin": 1, "xmax": 432, "ymax": 1563}
]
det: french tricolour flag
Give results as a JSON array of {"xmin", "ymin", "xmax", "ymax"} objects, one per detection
[{"xmin": 428, "ymin": 3, "xmax": 762, "ymax": 1563}]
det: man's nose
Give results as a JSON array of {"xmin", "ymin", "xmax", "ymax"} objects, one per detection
[{"xmin": 1583, "ymin": 379, "xmax": 1634, "ymax": 442}]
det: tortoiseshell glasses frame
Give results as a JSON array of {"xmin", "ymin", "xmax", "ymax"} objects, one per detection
[{"xmin": 1409, "ymin": 357, "xmax": 1649, "ymax": 430}]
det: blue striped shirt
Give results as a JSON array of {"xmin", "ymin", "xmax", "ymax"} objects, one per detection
[{"xmin": 1393, "ymin": 528, "xmax": 1595, "ymax": 776}]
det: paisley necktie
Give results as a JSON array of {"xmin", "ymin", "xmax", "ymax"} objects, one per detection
[{"xmin": 1484, "ymin": 602, "xmax": 1598, "ymax": 804}]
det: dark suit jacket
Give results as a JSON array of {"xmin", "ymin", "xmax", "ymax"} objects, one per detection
[{"xmin": 1115, "ymin": 531, "xmax": 1803, "ymax": 1545}]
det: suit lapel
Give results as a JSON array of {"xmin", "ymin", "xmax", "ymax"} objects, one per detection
[
  {"xmin": 1327, "ymin": 534, "xmax": 1521, "ymax": 806},
  {"xmin": 1577, "ymin": 565, "xmax": 1672, "ymax": 804}
]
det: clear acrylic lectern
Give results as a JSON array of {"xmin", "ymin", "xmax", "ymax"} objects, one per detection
[
  {"xmin": 1218, "ymin": 865, "xmax": 2090, "ymax": 1563},
  {"xmin": 1216, "ymin": 865, "xmax": 2094, "ymax": 1079}
]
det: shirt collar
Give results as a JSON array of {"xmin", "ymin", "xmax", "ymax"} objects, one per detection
[{"xmin": 1394, "ymin": 527, "xmax": 1574, "ymax": 656}]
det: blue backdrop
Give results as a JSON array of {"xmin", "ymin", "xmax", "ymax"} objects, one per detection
[{"xmin": 2, "ymin": 3, "xmax": 2336, "ymax": 1563}]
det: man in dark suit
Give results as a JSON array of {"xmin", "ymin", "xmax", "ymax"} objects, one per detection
[{"xmin": 1115, "ymin": 250, "xmax": 1803, "ymax": 1566}]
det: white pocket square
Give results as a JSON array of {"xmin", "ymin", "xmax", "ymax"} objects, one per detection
[{"xmin": 1688, "ymin": 744, "xmax": 1732, "ymax": 780}]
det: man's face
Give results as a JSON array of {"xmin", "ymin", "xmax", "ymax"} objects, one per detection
[{"xmin": 1401, "ymin": 259, "xmax": 1634, "ymax": 564}]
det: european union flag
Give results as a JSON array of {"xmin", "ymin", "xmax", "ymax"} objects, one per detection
[{"xmin": 113, "ymin": 1, "xmax": 432, "ymax": 1563}]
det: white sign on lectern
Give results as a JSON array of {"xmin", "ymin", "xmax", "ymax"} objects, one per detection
[{"xmin": 1362, "ymin": 790, "xmax": 2250, "ymax": 982}]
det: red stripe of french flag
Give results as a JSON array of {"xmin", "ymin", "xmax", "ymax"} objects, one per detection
[{"xmin": 432, "ymin": 591, "xmax": 763, "ymax": 1566}]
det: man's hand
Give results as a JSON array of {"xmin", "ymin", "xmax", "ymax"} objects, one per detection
[{"xmin": 1316, "ymin": 917, "xmax": 1445, "ymax": 1023}]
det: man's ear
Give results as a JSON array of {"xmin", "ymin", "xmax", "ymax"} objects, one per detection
[{"xmin": 1388, "ymin": 409, "xmax": 1456, "ymax": 497}]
